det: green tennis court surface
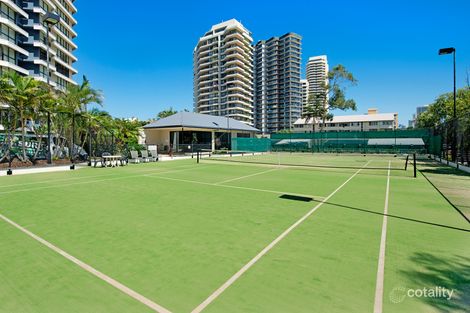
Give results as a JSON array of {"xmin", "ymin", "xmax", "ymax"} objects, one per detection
[{"xmin": 0, "ymin": 154, "xmax": 468, "ymax": 313}]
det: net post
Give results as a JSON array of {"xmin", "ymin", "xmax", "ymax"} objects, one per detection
[
  {"xmin": 405, "ymin": 154, "xmax": 409, "ymax": 171},
  {"xmin": 413, "ymin": 153, "xmax": 417, "ymax": 178},
  {"xmin": 197, "ymin": 151, "xmax": 199, "ymax": 164}
]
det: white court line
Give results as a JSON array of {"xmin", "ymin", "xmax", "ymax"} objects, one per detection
[
  {"xmin": 0, "ymin": 164, "xmax": 195, "ymax": 189},
  {"xmin": 214, "ymin": 168, "xmax": 279, "ymax": 185},
  {"xmin": 190, "ymin": 160, "xmax": 372, "ymax": 313},
  {"xmin": 0, "ymin": 165, "xmax": 211, "ymax": 195},
  {"xmin": 144, "ymin": 174, "xmax": 325, "ymax": 200},
  {"xmin": 373, "ymin": 161, "xmax": 391, "ymax": 313},
  {"xmin": 0, "ymin": 213, "xmax": 172, "ymax": 313}
]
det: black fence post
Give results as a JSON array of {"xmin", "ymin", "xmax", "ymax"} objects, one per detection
[
  {"xmin": 413, "ymin": 153, "xmax": 417, "ymax": 178},
  {"xmin": 6, "ymin": 110, "xmax": 12, "ymax": 175}
]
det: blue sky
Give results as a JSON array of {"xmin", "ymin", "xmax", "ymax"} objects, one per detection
[{"xmin": 74, "ymin": 0, "xmax": 469, "ymax": 125}]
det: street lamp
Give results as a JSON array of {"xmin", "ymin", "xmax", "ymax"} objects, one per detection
[
  {"xmin": 44, "ymin": 12, "xmax": 60, "ymax": 165},
  {"xmin": 438, "ymin": 47, "xmax": 457, "ymax": 162}
]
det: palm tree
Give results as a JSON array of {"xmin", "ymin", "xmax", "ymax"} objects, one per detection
[
  {"xmin": 60, "ymin": 76, "xmax": 103, "ymax": 160},
  {"xmin": 303, "ymin": 93, "xmax": 331, "ymax": 151},
  {"xmin": 0, "ymin": 71, "xmax": 49, "ymax": 162}
]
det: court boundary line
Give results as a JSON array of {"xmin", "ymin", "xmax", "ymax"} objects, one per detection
[
  {"xmin": 0, "ymin": 164, "xmax": 197, "ymax": 189},
  {"xmin": 214, "ymin": 168, "xmax": 279, "ymax": 185},
  {"xmin": 373, "ymin": 161, "xmax": 391, "ymax": 313},
  {"xmin": 190, "ymin": 160, "xmax": 372, "ymax": 313},
  {"xmin": 0, "ymin": 165, "xmax": 213, "ymax": 195},
  {"xmin": 0, "ymin": 213, "xmax": 172, "ymax": 313},
  {"xmin": 144, "ymin": 174, "xmax": 325, "ymax": 200}
]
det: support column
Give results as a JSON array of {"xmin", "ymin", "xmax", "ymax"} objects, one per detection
[{"xmin": 211, "ymin": 131, "xmax": 215, "ymax": 152}]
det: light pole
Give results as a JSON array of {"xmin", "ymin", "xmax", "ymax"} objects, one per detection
[
  {"xmin": 438, "ymin": 47, "xmax": 457, "ymax": 162},
  {"xmin": 44, "ymin": 12, "xmax": 60, "ymax": 165}
]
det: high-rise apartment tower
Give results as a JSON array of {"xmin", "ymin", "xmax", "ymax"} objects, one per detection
[
  {"xmin": 193, "ymin": 19, "xmax": 254, "ymax": 125},
  {"xmin": 0, "ymin": 0, "xmax": 78, "ymax": 89},
  {"xmin": 306, "ymin": 55, "xmax": 328, "ymax": 106},
  {"xmin": 254, "ymin": 33, "xmax": 301, "ymax": 133}
]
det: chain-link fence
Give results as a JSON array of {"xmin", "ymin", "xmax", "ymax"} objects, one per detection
[
  {"xmin": 429, "ymin": 116, "xmax": 470, "ymax": 167},
  {"xmin": 232, "ymin": 129, "xmax": 432, "ymax": 155}
]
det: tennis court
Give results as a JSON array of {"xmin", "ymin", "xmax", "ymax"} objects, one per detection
[{"xmin": 0, "ymin": 153, "xmax": 468, "ymax": 313}]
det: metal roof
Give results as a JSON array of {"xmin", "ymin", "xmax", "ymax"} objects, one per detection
[
  {"xmin": 367, "ymin": 138, "xmax": 425, "ymax": 146},
  {"xmin": 295, "ymin": 113, "xmax": 397, "ymax": 124},
  {"xmin": 143, "ymin": 112, "xmax": 259, "ymax": 132}
]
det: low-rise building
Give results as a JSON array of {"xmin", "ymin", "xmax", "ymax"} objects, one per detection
[
  {"xmin": 143, "ymin": 112, "xmax": 259, "ymax": 153},
  {"xmin": 293, "ymin": 108, "xmax": 398, "ymax": 132}
]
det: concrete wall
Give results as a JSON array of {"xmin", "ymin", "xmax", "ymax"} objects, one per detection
[{"xmin": 144, "ymin": 129, "xmax": 171, "ymax": 149}]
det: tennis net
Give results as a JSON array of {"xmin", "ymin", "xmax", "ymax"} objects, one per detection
[{"xmin": 197, "ymin": 150, "xmax": 416, "ymax": 175}]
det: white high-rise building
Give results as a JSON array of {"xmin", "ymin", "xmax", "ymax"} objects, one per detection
[
  {"xmin": 306, "ymin": 55, "xmax": 328, "ymax": 106},
  {"xmin": 193, "ymin": 19, "xmax": 254, "ymax": 125},
  {"xmin": 300, "ymin": 79, "xmax": 309, "ymax": 110}
]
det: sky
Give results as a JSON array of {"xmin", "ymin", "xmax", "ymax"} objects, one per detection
[{"xmin": 74, "ymin": 0, "xmax": 470, "ymax": 125}]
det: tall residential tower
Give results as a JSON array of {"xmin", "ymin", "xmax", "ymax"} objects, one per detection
[
  {"xmin": 300, "ymin": 78, "xmax": 309, "ymax": 109},
  {"xmin": 306, "ymin": 55, "xmax": 328, "ymax": 106},
  {"xmin": 254, "ymin": 33, "xmax": 302, "ymax": 133},
  {"xmin": 0, "ymin": 0, "xmax": 78, "ymax": 89},
  {"xmin": 193, "ymin": 19, "xmax": 254, "ymax": 125}
]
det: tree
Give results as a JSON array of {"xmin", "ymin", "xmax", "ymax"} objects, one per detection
[
  {"xmin": 0, "ymin": 71, "xmax": 49, "ymax": 162},
  {"xmin": 327, "ymin": 64, "xmax": 358, "ymax": 111},
  {"xmin": 312, "ymin": 64, "xmax": 358, "ymax": 130},
  {"xmin": 416, "ymin": 87, "xmax": 470, "ymax": 128},
  {"xmin": 157, "ymin": 107, "xmax": 178, "ymax": 119},
  {"xmin": 304, "ymin": 93, "xmax": 331, "ymax": 133},
  {"xmin": 60, "ymin": 75, "xmax": 103, "ymax": 160}
]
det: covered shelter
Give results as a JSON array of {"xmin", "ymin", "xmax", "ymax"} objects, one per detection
[{"xmin": 143, "ymin": 112, "xmax": 259, "ymax": 153}]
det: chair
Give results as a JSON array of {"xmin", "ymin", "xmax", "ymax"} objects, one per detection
[
  {"xmin": 149, "ymin": 149, "xmax": 158, "ymax": 162},
  {"xmin": 102, "ymin": 152, "xmax": 111, "ymax": 167},
  {"xmin": 120, "ymin": 155, "xmax": 128, "ymax": 166},
  {"xmin": 141, "ymin": 150, "xmax": 150, "ymax": 163},
  {"xmin": 129, "ymin": 150, "xmax": 141, "ymax": 164}
]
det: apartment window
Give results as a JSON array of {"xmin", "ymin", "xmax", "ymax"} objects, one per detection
[
  {"xmin": 56, "ymin": 22, "xmax": 70, "ymax": 38},
  {"xmin": 369, "ymin": 121, "xmax": 378, "ymax": 126},
  {"xmin": 38, "ymin": 65, "xmax": 48, "ymax": 79},
  {"xmin": 0, "ymin": 46, "xmax": 16, "ymax": 64},
  {"xmin": 39, "ymin": 0, "xmax": 51, "ymax": 13},
  {"xmin": 56, "ymin": 35, "xmax": 70, "ymax": 51},
  {"xmin": 56, "ymin": 76, "xmax": 67, "ymax": 90},
  {"xmin": 0, "ymin": 3, "xmax": 16, "ymax": 23},
  {"xmin": 0, "ymin": 24, "xmax": 16, "ymax": 43},
  {"xmin": 56, "ymin": 62, "xmax": 69, "ymax": 77},
  {"xmin": 57, "ymin": 50, "xmax": 70, "ymax": 63},
  {"xmin": 58, "ymin": 0, "xmax": 71, "ymax": 12}
]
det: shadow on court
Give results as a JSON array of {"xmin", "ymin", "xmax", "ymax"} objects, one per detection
[
  {"xmin": 306, "ymin": 198, "xmax": 470, "ymax": 233},
  {"xmin": 400, "ymin": 252, "xmax": 470, "ymax": 312}
]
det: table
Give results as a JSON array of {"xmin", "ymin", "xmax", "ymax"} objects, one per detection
[{"xmin": 102, "ymin": 155, "xmax": 124, "ymax": 167}]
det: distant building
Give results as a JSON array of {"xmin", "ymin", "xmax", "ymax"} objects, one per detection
[
  {"xmin": 193, "ymin": 19, "xmax": 254, "ymax": 125},
  {"xmin": 254, "ymin": 33, "xmax": 302, "ymax": 134},
  {"xmin": 300, "ymin": 79, "xmax": 309, "ymax": 110},
  {"xmin": 306, "ymin": 55, "xmax": 329, "ymax": 106},
  {"xmin": 294, "ymin": 108, "xmax": 398, "ymax": 132},
  {"xmin": 408, "ymin": 105, "xmax": 429, "ymax": 128}
]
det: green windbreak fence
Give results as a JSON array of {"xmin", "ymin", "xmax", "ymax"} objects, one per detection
[{"xmin": 233, "ymin": 129, "xmax": 436, "ymax": 155}]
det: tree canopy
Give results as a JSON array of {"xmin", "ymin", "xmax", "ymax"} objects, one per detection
[{"xmin": 416, "ymin": 87, "xmax": 470, "ymax": 128}]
